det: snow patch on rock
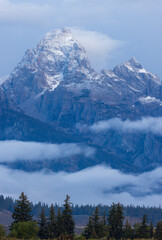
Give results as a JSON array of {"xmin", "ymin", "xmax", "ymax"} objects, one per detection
[
  {"xmin": 139, "ymin": 96, "xmax": 162, "ymax": 105},
  {"xmin": 0, "ymin": 75, "xmax": 10, "ymax": 85},
  {"xmin": 46, "ymin": 73, "xmax": 63, "ymax": 91}
]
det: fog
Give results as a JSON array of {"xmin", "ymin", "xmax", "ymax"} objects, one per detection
[
  {"xmin": 0, "ymin": 141, "xmax": 95, "ymax": 163},
  {"xmin": 77, "ymin": 117, "xmax": 162, "ymax": 136},
  {"xmin": 0, "ymin": 165, "xmax": 162, "ymax": 206}
]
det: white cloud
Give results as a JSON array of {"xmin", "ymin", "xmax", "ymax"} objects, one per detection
[
  {"xmin": 0, "ymin": 0, "xmax": 162, "ymax": 27},
  {"xmin": 0, "ymin": 165, "xmax": 162, "ymax": 206},
  {"xmin": 0, "ymin": 141, "xmax": 95, "ymax": 163},
  {"xmin": 71, "ymin": 28, "xmax": 122, "ymax": 70},
  {"xmin": 0, "ymin": 0, "xmax": 52, "ymax": 23},
  {"xmin": 78, "ymin": 117, "xmax": 162, "ymax": 135}
]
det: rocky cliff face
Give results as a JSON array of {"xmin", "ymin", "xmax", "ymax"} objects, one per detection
[{"xmin": 0, "ymin": 28, "xmax": 162, "ymax": 173}]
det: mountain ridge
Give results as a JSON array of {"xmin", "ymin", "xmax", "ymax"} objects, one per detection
[{"xmin": 0, "ymin": 28, "xmax": 162, "ymax": 173}]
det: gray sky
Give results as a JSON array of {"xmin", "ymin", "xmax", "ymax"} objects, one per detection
[{"xmin": 0, "ymin": 0, "xmax": 162, "ymax": 79}]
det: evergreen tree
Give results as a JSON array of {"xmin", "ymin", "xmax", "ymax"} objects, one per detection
[
  {"xmin": 123, "ymin": 219, "xmax": 133, "ymax": 239},
  {"xmin": 115, "ymin": 203, "xmax": 124, "ymax": 239},
  {"xmin": 38, "ymin": 208, "xmax": 49, "ymax": 239},
  {"xmin": 155, "ymin": 221, "xmax": 162, "ymax": 240},
  {"xmin": 91, "ymin": 207, "xmax": 104, "ymax": 238},
  {"xmin": 149, "ymin": 221, "xmax": 154, "ymax": 239},
  {"xmin": 134, "ymin": 222, "xmax": 141, "ymax": 239},
  {"xmin": 107, "ymin": 203, "xmax": 116, "ymax": 239},
  {"xmin": 139, "ymin": 214, "xmax": 149, "ymax": 238},
  {"xmin": 56, "ymin": 208, "xmax": 64, "ymax": 239},
  {"xmin": 62, "ymin": 195, "xmax": 75, "ymax": 238},
  {"xmin": 48, "ymin": 204, "xmax": 56, "ymax": 239},
  {"xmin": 12, "ymin": 192, "xmax": 33, "ymax": 224},
  {"xmin": 102, "ymin": 210, "xmax": 109, "ymax": 238},
  {"xmin": 83, "ymin": 217, "xmax": 96, "ymax": 239},
  {"xmin": 107, "ymin": 203, "xmax": 124, "ymax": 240},
  {"xmin": 103, "ymin": 210, "xmax": 106, "ymax": 226}
]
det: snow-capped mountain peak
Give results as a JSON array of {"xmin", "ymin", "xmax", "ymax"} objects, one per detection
[
  {"xmin": 8, "ymin": 28, "xmax": 93, "ymax": 93},
  {"xmin": 1, "ymin": 28, "xmax": 161, "ymax": 122},
  {"xmin": 114, "ymin": 57, "xmax": 143, "ymax": 73},
  {"xmin": 16, "ymin": 28, "xmax": 90, "ymax": 72},
  {"xmin": 39, "ymin": 28, "xmax": 78, "ymax": 51},
  {"xmin": 113, "ymin": 57, "xmax": 160, "ymax": 85},
  {"xmin": 127, "ymin": 57, "xmax": 142, "ymax": 69}
]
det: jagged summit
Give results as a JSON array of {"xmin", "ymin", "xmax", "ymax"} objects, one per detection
[
  {"xmin": 14, "ymin": 28, "xmax": 90, "ymax": 75},
  {"xmin": 128, "ymin": 56, "xmax": 140, "ymax": 65},
  {"xmin": 35, "ymin": 27, "xmax": 85, "ymax": 59},
  {"xmin": 114, "ymin": 57, "xmax": 143, "ymax": 73},
  {"xmin": 113, "ymin": 56, "xmax": 160, "ymax": 85},
  {"xmin": 41, "ymin": 28, "xmax": 76, "ymax": 49},
  {"xmin": 5, "ymin": 28, "xmax": 94, "ymax": 95}
]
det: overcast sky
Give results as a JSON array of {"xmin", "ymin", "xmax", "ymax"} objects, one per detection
[{"xmin": 0, "ymin": 0, "xmax": 162, "ymax": 78}]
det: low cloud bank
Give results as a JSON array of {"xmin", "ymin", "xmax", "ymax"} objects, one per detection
[
  {"xmin": 78, "ymin": 117, "xmax": 162, "ymax": 135},
  {"xmin": 0, "ymin": 141, "xmax": 95, "ymax": 163},
  {"xmin": 0, "ymin": 165, "xmax": 162, "ymax": 206}
]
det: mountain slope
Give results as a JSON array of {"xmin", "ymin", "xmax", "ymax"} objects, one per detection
[
  {"xmin": 2, "ymin": 29, "xmax": 162, "ymax": 124},
  {"xmin": 0, "ymin": 28, "xmax": 162, "ymax": 173}
]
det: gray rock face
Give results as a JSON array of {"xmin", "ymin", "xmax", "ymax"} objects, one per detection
[{"xmin": 0, "ymin": 28, "xmax": 162, "ymax": 173}]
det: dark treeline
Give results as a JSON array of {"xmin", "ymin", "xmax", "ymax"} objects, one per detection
[
  {"xmin": 5, "ymin": 193, "xmax": 75, "ymax": 240},
  {"xmin": 1, "ymin": 193, "xmax": 162, "ymax": 240},
  {"xmin": 0, "ymin": 194, "xmax": 162, "ymax": 225},
  {"xmin": 83, "ymin": 204, "xmax": 162, "ymax": 239}
]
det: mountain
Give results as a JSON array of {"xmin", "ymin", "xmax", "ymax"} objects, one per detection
[{"xmin": 0, "ymin": 28, "xmax": 162, "ymax": 173}]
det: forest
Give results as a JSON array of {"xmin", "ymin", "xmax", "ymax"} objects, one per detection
[
  {"xmin": 0, "ymin": 193, "xmax": 162, "ymax": 240},
  {"xmin": 0, "ymin": 194, "xmax": 162, "ymax": 225}
]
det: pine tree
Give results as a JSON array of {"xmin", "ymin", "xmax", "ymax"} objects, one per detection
[
  {"xmin": 134, "ymin": 222, "xmax": 141, "ymax": 239},
  {"xmin": 103, "ymin": 210, "xmax": 106, "ymax": 226},
  {"xmin": 107, "ymin": 203, "xmax": 117, "ymax": 239},
  {"xmin": 38, "ymin": 208, "xmax": 48, "ymax": 239},
  {"xmin": 62, "ymin": 195, "xmax": 75, "ymax": 238},
  {"xmin": 115, "ymin": 203, "xmax": 124, "ymax": 239},
  {"xmin": 48, "ymin": 204, "xmax": 56, "ymax": 239},
  {"xmin": 155, "ymin": 221, "xmax": 162, "ymax": 240},
  {"xmin": 124, "ymin": 219, "xmax": 133, "ymax": 239},
  {"xmin": 139, "ymin": 214, "xmax": 149, "ymax": 238},
  {"xmin": 149, "ymin": 221, "xmax": 154, "ymax": 239},
  {"xmin": 12, "ymin": 192, "xmax": 33, "ymax": 224},
  {"xmin": 91, "ymin": 207, "xmax": 104, "ymax": 238},
  {"xmin": 107, "ymin": 203, "xmax": 124, "ymax": 240},
  {"xmin": 102, "ymin": 210, "xmax": 109, "ymax": 238},
  {"xmin": 83, "ymin": 216, "xmax": 96, "ymax": 239},
  {"xmin": 56, "ymin": 208, "xmax": 64, "ymax": 239}
]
